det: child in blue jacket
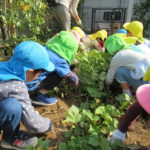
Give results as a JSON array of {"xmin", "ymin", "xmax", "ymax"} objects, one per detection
[{"xmin": 26, "ymin": 31, "xmax": 80, "ymax": 106}]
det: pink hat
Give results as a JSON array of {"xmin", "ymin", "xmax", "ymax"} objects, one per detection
[
  {"xmin": 71, "ymin": 30, "xmax": 81, "ymax": 43},
  {"xmin": 136, "ymin": 84, "xmax": 150, "ymax": 114}
]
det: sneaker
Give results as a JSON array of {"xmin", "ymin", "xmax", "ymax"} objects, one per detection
[
  {"xmin": 31, "ymin": 93, "xmax": 58, "ymax": 106},
  {"xmin": 1, "ymin": 131, "xmax": 38, "ymax": 150}
]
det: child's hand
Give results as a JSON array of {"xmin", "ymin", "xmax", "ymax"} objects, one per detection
[{"xmin": 64, "ymin": 72, "xmax": 79, "ymax": 86}]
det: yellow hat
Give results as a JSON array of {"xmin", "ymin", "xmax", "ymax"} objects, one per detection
[
  {"xmin": 143, "ymin": 67, "xmax": 150, "ymax": 81},
  {"xmin": 101, "ymin": 30, "xmax": 108, "ymax": 37},
  {"xmin": 71, "ymin": 27, "xmax": 85, "ymax": 38},
  {"xmin": 88, "ymin": 30, "xmax": 108, "ymax": 41},
  {"xmin": 123, "ymin": 21, "xmax": 143, "ymax": 38}
]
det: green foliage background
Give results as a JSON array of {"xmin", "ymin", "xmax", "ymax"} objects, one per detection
[{"xmin": 133, "ymin": 0, "xmax": 150, "ymax": 34}]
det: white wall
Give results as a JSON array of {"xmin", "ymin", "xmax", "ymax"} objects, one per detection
[
  {"xmin": 82, "ymin": 0, "xmax": 131, "ymax": 32},
  {"xmin": 83, "ymin": 0, "xmax": 128, "ymax": 8}
]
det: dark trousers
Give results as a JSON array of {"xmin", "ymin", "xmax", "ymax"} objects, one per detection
[
  {"xmin": 118, "ymin": 101, "xmax": 147, "ymax": 132},
  {"xmin": 40, "ymin": 64, "xmax": 76, "ymax": 91}
]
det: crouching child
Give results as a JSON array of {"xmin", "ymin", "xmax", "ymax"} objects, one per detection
[{"xmin": 0, "ymin": 41, "xmax": 55, "ymax": 149}]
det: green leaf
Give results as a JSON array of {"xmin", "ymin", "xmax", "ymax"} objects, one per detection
[
  {"xmin": 88, "ymin": 134, "xmax": 100, "ymax": 147},
  {"xmin": 58, "ymin": 143, "xmax": 68, "ymax": 150},
  {"xmin": 99, "ymin": 71, "xmax": 107, "ymax": 81},
  {"xmin": 82, "ymin": 109, "xmax": 93, "ymax": 121},
  {"xmin": 95, "ymin": 106, "xmax": 105, "ymax": 115},
  {"xmin": 99, "ymin": 137, "xmax": 111, "ymax": 150},
  {"xmin": 66, "ymin": 105, "xmax": 82, "ymax": 124},
  {"xmin": 87, "ymin": 87, "xmax": 102, "ymax": 98}
]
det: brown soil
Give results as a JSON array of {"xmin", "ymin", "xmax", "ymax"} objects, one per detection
[
  {"xmin": 1, "ymin": 98, "xmax": 150, "ymax": 150},
  {"xmin": 35, "ymin": 98, "xmax": 150, "ymax": 149}
]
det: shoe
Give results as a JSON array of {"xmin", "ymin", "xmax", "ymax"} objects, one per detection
[
  {"xmin": 31, "ymin": 93, "xmax": 58, "ymax": 106},
  {"xmin": 1, "ymin": 131, "xmax": 38, "ymax": 150}
]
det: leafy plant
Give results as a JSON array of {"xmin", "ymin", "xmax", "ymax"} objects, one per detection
[
  {"xmin": 0, "ymin": 0, "xmax": 52, "ymax": 54},
  {"xmin": 54, "ymin": 50, "xmax": 112, "ymax": 100},
  {"xmin": 26, "ymin": 138, "xmax": 51, "ymax": 150},
  {"xmin": 133, "ymin": 0, "xmax": 150, "ymax": 32}
]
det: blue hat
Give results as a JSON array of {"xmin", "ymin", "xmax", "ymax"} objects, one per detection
[
  {"xmin": 116, "ymin": 29, "xmax": 127, "ymax": 35},
  {"xmin": 0, "ymin": 41, "xmax": 55, "ymax": 81}
]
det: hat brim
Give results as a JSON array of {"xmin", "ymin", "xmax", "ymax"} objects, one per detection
[
  {"xmin": 44, "ymin": 61, "xmax": 55, "ymax": 72},
  {"xmin": 136, "ymin": 84, "xmax": 150, "ymax": 114},
  {"xmin": 123, "ymin": 23, "xmax": 130, "ymax": 30}
]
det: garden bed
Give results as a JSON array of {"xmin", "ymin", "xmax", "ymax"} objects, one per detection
[{"xmin": 25, "ymin": 98, "xmax": 150, "ymax": 150}]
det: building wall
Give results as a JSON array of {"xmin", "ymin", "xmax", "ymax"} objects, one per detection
[
  {"xmin": 82, "ymin": 0, "xmax": 131, "ymax": 33},
  {"xmin": 83, "ymin": 0, "xmax": 128, "ymax": 8},
  {"xmin": 81, "ymin": 0, "xmax": 150, "ymax": 38}
]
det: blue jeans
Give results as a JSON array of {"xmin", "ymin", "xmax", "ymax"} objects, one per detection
[
  {"xmin": 0, "ymin": 98, "xmax": 22, "ymax": 141},
  {"xmin": 115, "ymin": 67, "xmax": 150, "ymax": 90}
]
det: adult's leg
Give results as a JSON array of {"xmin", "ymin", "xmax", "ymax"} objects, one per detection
[
  {"xmin": 54, "ymin": 4, "xmax": 71, "ymax": 30},
  {"xmin": 0, "ymin": 97, "xmax": 22, "ymax": 142}
]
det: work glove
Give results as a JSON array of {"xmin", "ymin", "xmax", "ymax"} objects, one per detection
[
  {"xmin": 65, "ymin": 72, "xmax": 79, "ymax": 86},
  {"xmin": 108, "ymin": 130, "xmax": 126, "ymax": 144}
]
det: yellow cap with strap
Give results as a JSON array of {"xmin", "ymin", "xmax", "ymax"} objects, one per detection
[
  {"xmin": 88, "ymin": 30, "xmax": 108, "ymax": 41},
  {"xmin": 123, "ymin": 21, "xmax": 143, "ymax": 38},
  {"xmin": 71, "ymin": 27, "xmax": 85, "ymax": 38}
]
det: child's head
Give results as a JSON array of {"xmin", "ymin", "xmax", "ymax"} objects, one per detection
[
  {"xmin": 26, "ymin": 69, "xmax": 45, "ymax": 82},
  {"xmin": 89, "ymin": 30, "xmax": 108, "ymax": 41},
  {"xmin": 104, "ymin": 34, "xmax": 129, "ymax": 55},
  {"xmin": 136, "ymin": 84, "xmax": 150, "ymax": 114},
  {"xmin": 116, "ymin": 28, "xmax": 127, "ymax": 35},
  {"xmin": 71, "ymin": 30, "xmax": 81, "ymax": 43},
  {"xmin": 96, "ymin": 37, "xmax": 104, "ymax": 44},
  {"xmin": 46, "ymin": 31, "xmax": 78, "ymax": 64},
  {"xmin": 0, "ymin": 41, "xmax": 54, "ymax": 82},
  {"xmin": 71, "ymin": 26, "xmax": 85, "ymax": 38},
  {"xmin": 123, "ymin": 21, "xmax": 143, "ymax": 38}
]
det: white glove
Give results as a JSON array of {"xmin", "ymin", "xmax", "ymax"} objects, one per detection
[{"xmin": 108, "ymin": 130, "xmax": 126, "ymax": 144}]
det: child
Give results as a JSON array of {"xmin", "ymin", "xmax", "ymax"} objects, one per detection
[
  {"xmin": 82, "ymin": 30, "xmax": 108, "ymax": 51},
  {"xmin": 108, "ymin": 84, "xmax": 150, "ymax": 148},
  {"xmin": 0, "ymin": 41, "xmax": 55, "ymax": 149},
  {"xmin": 105, "ymin": 34, "xmax": 150, "ymax": 96},
  {"xmin": 123, "ymin": 21, "xmax": 146, "ymax": 45},
  {"xmin": 123, "ymin": 21, "xmax": 143, "ymax": 38},
  {"xmin": 71, "ymin": 26, "xmax": 85, "ymax": 39},
  {"xmin": 26, "ymin": 31, "xmax": 79, "ymax": 106},
  {"xmin": 116, "ymin": 28, "xmax": 127, "ymax": 38}
]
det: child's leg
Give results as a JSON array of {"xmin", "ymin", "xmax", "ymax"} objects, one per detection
[
  {"xmin": 0, "ymin": 98, "xmax": 38, "ymax": 149},
  {"xmin": 39, "ymin": 72, "xmax": 63, "ymax": 92},
  {"xmin": 32, "ymin": 64, "xmax": 77, "ymax": 105},
  {"xmin": 118, "ymin": 101, "xmax": 144, "ymax": 132},
  {"xmin": 0, "ymin": 98, "xmax": 22, "ymax": 142},
  {"xmin": 39, "ymin": 64, "xmax": 76, "ymax": 92},
  {"xmin": 116, "ymin": 67, "xmax": 150, "ymax": 95},
  {"xmin": 115, "ymin": 67, "xmax": 132, "ymax": 96}
]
